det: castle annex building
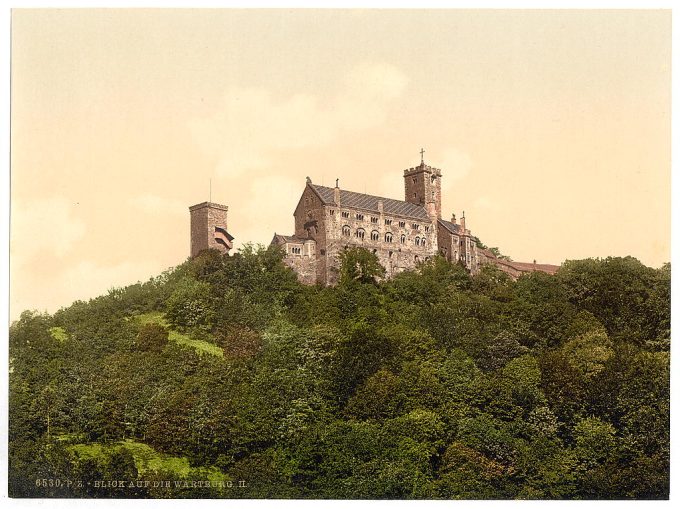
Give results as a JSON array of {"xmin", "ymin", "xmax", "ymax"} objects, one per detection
[{"xmin": 189, "ymin": 155, "xmax": 559, "ymax": 283}]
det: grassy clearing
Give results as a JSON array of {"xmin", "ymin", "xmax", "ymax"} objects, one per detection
[
  {"xmin": 49, "ymin": 326, "xmax": 68, "ymax": 342},
  {"xmin": 67, "ymin": 439, "xmax": 225, "ymax": 482},
  {"xmin": 134, "ymin": 312, "xmax": 222, "ymax": 357}
]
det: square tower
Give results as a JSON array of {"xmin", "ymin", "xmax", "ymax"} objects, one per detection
[
  {"xmin": 189, "ymin": 201, "xmax": 234, "ymax": 258},
  {"xmin": 404, "ymin": 160, "xmax": 442, "ymax": 220}
]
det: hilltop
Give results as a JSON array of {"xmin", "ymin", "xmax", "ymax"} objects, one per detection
[{"xmin": 9, "ymin": 246, "xmax": 670, "ymax": 499}]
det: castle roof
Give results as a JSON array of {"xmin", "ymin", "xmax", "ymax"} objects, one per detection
[
  {"xmin": 309, "ymin": 184, "xmax": 430, "ymax": 221},
  {"xmin": 271, "ymin": 233, "xmax": 312, "ymax": 244},
  {"xmin": 480, "ymin": 248, "xmax": 560, "ymax": 275},
  {"xmin": 501, "ymin": 260, "xmax": 560, "ymax": 275},
  {"xmin": 438, "ymin": 218, "xmax": 462, "ymax": 235}
]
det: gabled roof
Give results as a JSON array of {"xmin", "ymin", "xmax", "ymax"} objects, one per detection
[
  {"xmin": 309, "ymin": 184, "xmax": 430, "ymax": 221},
  {"xmin": 271, "ymin": 233, "xmax": 310, "ymax": 245},
  {"xmin": 438, "ymin": 218, "xmax": 462, "ymax": 235}
]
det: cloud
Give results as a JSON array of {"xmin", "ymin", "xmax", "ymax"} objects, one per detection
[
  {"xmin": 11, "ymin": 196, "xmax": 86, "ymax": 261},
  {"xmin": 231, "ymin": 174, "xmax": 302, "ymax": 248},
  {"xmin": 439, "ymin": 147, "xmax": 473, "ymax": 183},
  {"xmin": 10, "ymin": 258, "xmax": 159, "ymax": 321},
  {"xmin": 376, "ymin": 172, "xmax": 405, "ymax": 202},
  {"xmin": 130, "ymin": 193, "xmax": 186, "ymax": 217},
  {"xmin": 474, "ymin": 196, "xmax": 497, "ymax": 210},
  {"xmin": 58, "ymin": 260, "xmax": 159, "ymax": 297},
  {"xmin": 189, "ymin": 62, "xmax": 408, "ymax": 178}
]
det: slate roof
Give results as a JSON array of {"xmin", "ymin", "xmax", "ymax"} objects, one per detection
[
  {"xmin": 438, "ymin": 218, "xmax": 462, "ymax": 234},
  {"xmin": 271, "ymin": 233, "xmax": 309, "ymax": 244},
  {"xmin": 480, "ymin": 248, "xmax": 559, "ymax": 275},
  {"xmin": 309, "ymin": 184, "xmax": 430, "ymax": 221}
]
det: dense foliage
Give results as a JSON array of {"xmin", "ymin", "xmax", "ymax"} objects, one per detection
[{"xmin": 9, "ymin": 245, "xmax": 670, "ymax": 499}]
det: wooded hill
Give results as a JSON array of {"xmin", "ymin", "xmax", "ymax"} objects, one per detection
[{"xmin": 9, "ymin": 246, "xmax": 670, "ymax": 499}]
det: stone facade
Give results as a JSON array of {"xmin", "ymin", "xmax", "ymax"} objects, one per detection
[
  {"xmin": 273, "ymin": 160, "xmax": 493, "ymax": 285},
  {"xmin": 189, "ymin": 202, "xmax": 234, "ymax": 258}
]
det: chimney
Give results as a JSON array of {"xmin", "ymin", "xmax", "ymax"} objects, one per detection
[
  {"xmin": 334, "ymin": 178, "xmax": 340, "ymax": 205},
  {"xmin": 451, "ymin": 213, "xmax": 457, "ymax": 224},
  {"xmin": 460, "ymin": 211, "xmax": 466, "ymax": 232},
  {"xmin": 377, "ymin": 200, "xmax": 384, "ymax": 214}
]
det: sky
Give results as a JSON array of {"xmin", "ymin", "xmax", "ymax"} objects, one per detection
[{"xmin": 9, "ymin": 9, "xmax": 671, "ymax": 321}]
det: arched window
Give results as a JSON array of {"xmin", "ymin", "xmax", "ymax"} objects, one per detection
[
  {"xmin": 415, "ymin": 237, "xmax": 420, "ymax": 246},
  {"xmin": 342, "ymin": 225, "xmax": 350, "ymax": 237},
  {"xmin": 400, "ymin": 234, "xmax": 406, "ymax": 244},
  {"xmin": 421, "ymin": 239, "xmax": 426, "ymax": 248},
  {"xmin": 385, "ymin": 232, "xmax": 393, "ymax": 243},
  {"xmin": 356, "ymin": 228, "xmax": 365, "ymax": 240},
  {"xmin": 371, "ymin": 230, "xmax": 379, "ymax": 241}
]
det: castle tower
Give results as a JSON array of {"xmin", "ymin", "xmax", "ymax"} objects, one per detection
[
  {"xmin": 403, "ymin": 149, "xmax": 442, "ymax": 220},
  {"xmin": 189, "ymin": 201, "xmax": 234, "ymax": 258}
]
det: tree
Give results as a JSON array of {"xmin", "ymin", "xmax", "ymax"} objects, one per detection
[
  {"xmin": 337, "ymin": 247, "xmax": 386, "ymax": 286},
  {"xmin": 165, "ymin": 276, "xmax": 215, "ymax": 332},
  {"xmin": 135, "ymin": 323, "xmax": 169, "ymax": 353}
]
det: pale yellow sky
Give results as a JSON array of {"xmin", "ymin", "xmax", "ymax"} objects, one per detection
[{"xmin": 10, "ymin": 9, "xmax": 671, "ymax": 320}]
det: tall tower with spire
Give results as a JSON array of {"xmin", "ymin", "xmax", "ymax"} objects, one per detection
[{"xmin": 403, "ymin": 148, "xmax": 442, "ymax": 220}]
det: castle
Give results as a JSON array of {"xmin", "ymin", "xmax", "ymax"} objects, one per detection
[{"xmin": 189, "ymin": 155, "xmax": 559, "ymax": 282}]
